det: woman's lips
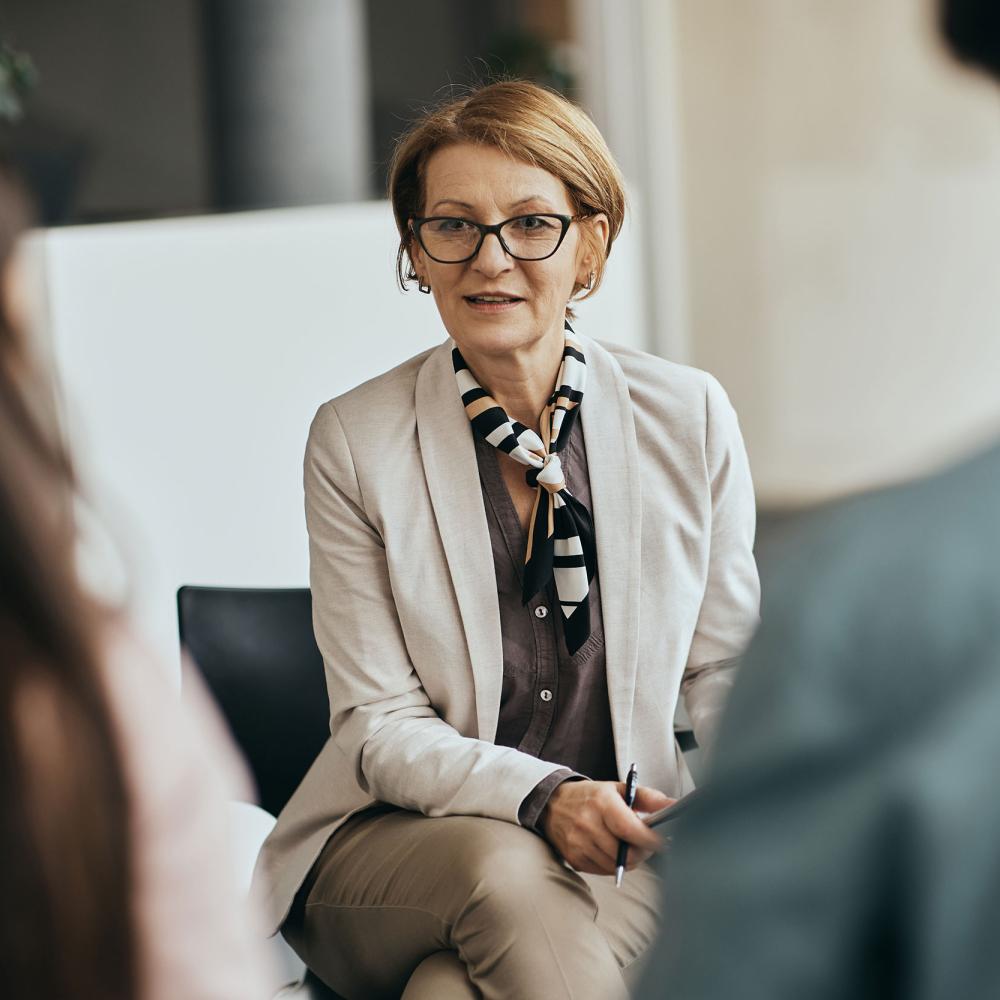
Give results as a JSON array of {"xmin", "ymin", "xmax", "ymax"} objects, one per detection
[{"xmin": 463, "ymin": 295, "xmax": 524, "ymax": 313}]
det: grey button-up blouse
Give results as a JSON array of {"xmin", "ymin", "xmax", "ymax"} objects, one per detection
[{"xmin": 473, "ymin": 415, "xmax": 619, "ymax": 830}]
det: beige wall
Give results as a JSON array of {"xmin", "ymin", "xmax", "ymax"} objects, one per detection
[{"xmin": 667, "ymin": 0, "xmax": 1000, "ymax": 505}]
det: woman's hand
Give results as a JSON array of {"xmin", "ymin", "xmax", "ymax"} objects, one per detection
[{"xmin": 539, "ymin": 779, "xmax": 673, "ymax": 875}]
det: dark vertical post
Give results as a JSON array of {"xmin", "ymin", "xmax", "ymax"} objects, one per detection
[{"xmin": 202, "ymin": 0, "xmax": 371, "ymax": 211}]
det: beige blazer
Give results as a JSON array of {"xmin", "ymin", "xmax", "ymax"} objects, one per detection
[{"xmin": 251, "ymin": 334, "xmax": 760, "ymax": 934}]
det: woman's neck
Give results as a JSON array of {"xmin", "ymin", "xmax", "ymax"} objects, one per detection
[{"xmin": 461, "ymin": 327, "xmax": 565, "ymax": 430}]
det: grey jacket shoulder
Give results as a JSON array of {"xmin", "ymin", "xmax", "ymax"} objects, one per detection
[
  {"xmin": 765, "ymin": 439, "xmax": 1000, "ymax": 615},
  {"xmin": 735, "ymin": 439, "xmax": 1000, "ymax": 745},
  {"xmin": 640, "ymin": 438, "xmax": 1000, "ymax": 1000}
]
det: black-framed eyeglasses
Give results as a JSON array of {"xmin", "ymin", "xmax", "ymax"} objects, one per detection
[{"xmin": 410, "ymin": 213, "xmax": 583, "ymax": 263}]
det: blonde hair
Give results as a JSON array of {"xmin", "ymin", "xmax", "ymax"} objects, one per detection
[{"xmin": 387, "ymin": 80, "xmax": 627, "ymax": 310}]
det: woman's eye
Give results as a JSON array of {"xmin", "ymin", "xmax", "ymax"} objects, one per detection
[
  {"xmin": 435, "ymin": 219, "xmax": 472, "ymax": 233},
  {"xmin": 513, "ymin": 215, "xmax": 555, "ymax": 231}
]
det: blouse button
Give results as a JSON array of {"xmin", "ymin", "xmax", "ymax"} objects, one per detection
[
  {"xmin": 539, "ymin": 689, "xmax": 553, "ymax": 702},
  {"xmin": 534, "ymin": 606, "xmax": 549, "ymax": 619}
]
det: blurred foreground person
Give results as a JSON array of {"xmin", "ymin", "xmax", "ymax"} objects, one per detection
[
  {"xmin": 638, "ymin": 3, "xmax": 1000, "ymax": 999},
  {"xmin": 0, "ymin": 170, "xmax": 273, "ymax": 998}
]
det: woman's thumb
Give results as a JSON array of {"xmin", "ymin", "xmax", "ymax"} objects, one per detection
[{"xmin": 634, "ymin": 786, "xmax": 673, "ymax": 812}]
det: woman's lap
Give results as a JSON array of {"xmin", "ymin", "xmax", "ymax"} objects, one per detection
[{"xmin": 282, "ymin": 806, "xmax": 661, "ymax": 1000}]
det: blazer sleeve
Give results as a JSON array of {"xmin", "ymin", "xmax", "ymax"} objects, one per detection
[
  {"xmin": 680, "ymin": 374, "xmax": 761, "ymax": 753},
  {"xmin": 304, "ymin": 402, "xmax": 565, "ymax": 824}
]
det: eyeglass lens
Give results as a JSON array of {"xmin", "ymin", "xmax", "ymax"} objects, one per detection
[{"xmin": 420, "ymin": 216, "xmax": 564, "ymax": 262}]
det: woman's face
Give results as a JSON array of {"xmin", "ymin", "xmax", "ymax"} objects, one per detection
[{"xmin": 409, "ymin": 142, "xmax": 607, "ymax": 361}]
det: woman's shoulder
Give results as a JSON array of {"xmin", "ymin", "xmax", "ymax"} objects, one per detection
[
  {"xmin": 325, "ymin": 343, "xmax": 441, "ymax": 421},
  {"xmin": 591, "ymin": 338, "xmax": 730, "ymax": 419},
  {"xmin": 305, "ymin": 343, "xmax": 441, "ymax": 461},
  {"xmin": 305, "ymin": 344, "xmax": 445, "ymax": 480}
]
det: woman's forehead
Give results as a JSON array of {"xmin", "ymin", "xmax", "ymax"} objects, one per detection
[{"xmin": 421, "ymin": 143, "xmax": 572, "ymax": 214}]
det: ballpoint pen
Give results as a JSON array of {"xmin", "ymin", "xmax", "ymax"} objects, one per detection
[{"xmin": 615, "ymin": 762, "xmax": 638, "ymax": 888}]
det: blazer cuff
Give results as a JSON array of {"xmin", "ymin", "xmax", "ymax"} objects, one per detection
[{"xmin": 517, "ymin": 768, "xmax": 585, "ymax": 833}]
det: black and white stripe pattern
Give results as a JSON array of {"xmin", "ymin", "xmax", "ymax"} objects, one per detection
[{"xmin": 454, "ymin": 321, "xmax": 596, "ymax": 655}]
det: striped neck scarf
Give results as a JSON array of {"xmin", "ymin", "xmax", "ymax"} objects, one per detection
[{"xmin": 454, "ymin": 321, "xmax": 597, "ymax": 655}]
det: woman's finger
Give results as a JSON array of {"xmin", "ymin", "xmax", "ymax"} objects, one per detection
[
  {"xmin": 632, "ymin": 785, "xmax": 673, "ymax": 814},
  {"xmin": 564, "ymin": 820, "xmax": 617, "ymax": 870},
  {"xmin": 602, "ymin": 797, "xmax": 662, "ymax": 851},
  {"xmin": 577, "ymin": 847, "xmax": 615, "ymax": 877},
  {"xmin": 583, "ymin": 821, "xmax": 622, "ymax": 867}
]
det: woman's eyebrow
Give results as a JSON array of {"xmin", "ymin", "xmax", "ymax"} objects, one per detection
[
  {"xmin": 427, "ymin": 196, "xmax": 556, "ymax": 215},
  {"xmin": 509, "ymin": 195, "xmax": 552, "ymax": 209},
  {"xmin": 429, "ymin": 199, "xmax": 476, "ymax": 213}
]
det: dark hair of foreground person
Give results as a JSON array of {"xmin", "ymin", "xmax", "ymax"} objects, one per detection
[{"xmin": 0, "ymin": 164, "xmax": 135, "ymax": 1000}]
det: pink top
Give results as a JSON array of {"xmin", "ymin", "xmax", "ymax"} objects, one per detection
[{"xmin": 103, "ymin": 627, "xmax": 277, "ymax": 1000}]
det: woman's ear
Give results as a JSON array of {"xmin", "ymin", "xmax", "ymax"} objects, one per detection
[
  {"xmin": 406, "ymin": 224, "xmax": 427, "ymax": 283},
  {"xmin": 576, "ymin": 212, "xmax": 610, "ymax": 286},
  {"xmin": 588, "ymin": 212, "xmax": 610, "ymax": 253}
]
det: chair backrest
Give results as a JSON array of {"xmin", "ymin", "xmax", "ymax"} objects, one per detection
[{"xmin": 176, "ymin": 586, "xmax": 330, "ymax": 818}]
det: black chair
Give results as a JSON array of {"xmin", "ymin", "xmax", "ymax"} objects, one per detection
[{"xmin": 176, "ymin": 585, "xmax": 331, "ymax": 818}]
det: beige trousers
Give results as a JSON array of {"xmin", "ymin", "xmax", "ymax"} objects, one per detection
[{"xmin": 282, "ymin": 805, "xmax": 662, "ymax": 1000}]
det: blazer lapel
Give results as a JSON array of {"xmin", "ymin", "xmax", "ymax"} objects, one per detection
[
  {"xmin": 579, "ymin": 335, "xmax": 643, "ymax": 774},
  {"xmin": 415, "ymin": 341, "xmax": 505, "ymax": 742}
]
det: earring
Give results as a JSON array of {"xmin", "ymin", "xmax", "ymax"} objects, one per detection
[
  {"xmin": 418, "ymin": 278, "xmax": 431, "ymax": 294},
  {"xmin": 583, "ymin": 270, "xmax": 595, "ymax": 291}
]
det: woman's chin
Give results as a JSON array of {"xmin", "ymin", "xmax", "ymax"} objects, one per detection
[
  {"xmin": 449, "ymin": 322, "xmax": 549, "ymax": 360},
  {"xmin": 445, "ymin": 307, "xmax": 568, "ymax": 356}
]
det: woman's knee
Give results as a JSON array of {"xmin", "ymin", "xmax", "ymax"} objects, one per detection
[
  {"xmin": 446, "ymin": 817, "xmax": 595, "ymax": 921},
  {"xmin": 401, "ymin": 950, "xmax": 479, "ymax": 1000}
]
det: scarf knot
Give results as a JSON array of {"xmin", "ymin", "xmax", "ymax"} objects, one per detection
[{"xmin": 531, "ymin": 453, "xmax": 564, "ymax": 493}]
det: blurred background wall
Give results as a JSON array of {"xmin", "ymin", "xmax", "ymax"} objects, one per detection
[
  {"xmin": 3, "ymin": 0, "xmax": 1000, "ymax": 664},
  {"xmin": 0, "ymin": 0, "xmax": 209, "ymax": 220},
  {"xmin": 667, "ymin": 0, "xmax": 1000, "ymax": 507}
]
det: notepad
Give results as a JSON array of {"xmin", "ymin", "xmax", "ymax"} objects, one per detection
[{"xmin": 641, "ymin": 788, "xmax": 702, "ymax": 828}]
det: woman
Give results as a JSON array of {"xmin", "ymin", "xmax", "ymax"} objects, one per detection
[
  {"xmin": 255, "ymin": 80, "xmax": 760, "ymax": 999},
  {"xmin": 0, "ymin": 168, "xmax": 272, "ymax": 998}
]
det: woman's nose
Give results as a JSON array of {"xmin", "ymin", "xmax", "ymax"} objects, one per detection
[{"xmin": 472, "ymin": 232, "xmax": 513, "ymax": 276}]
